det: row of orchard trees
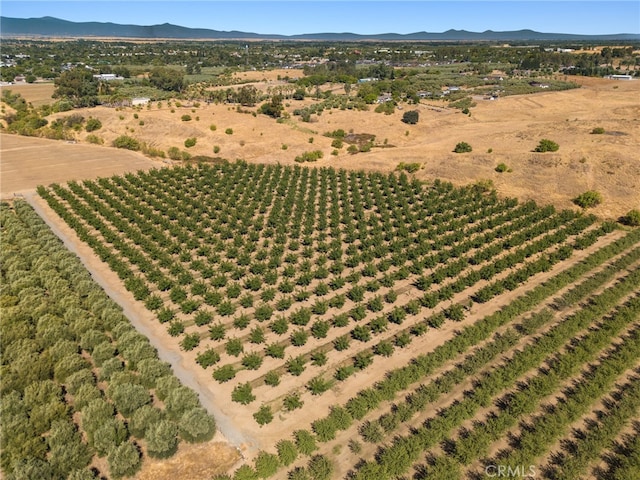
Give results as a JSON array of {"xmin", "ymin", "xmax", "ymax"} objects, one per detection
[
  {"xmin": 35, "ymin": 162, "xmax": 618, "ymax": 423},
  {"xmin": 0, "ymin": 200, "xmax": 216, "ymax": 479},
  {"xmin": 221, "ymin": 228, "xmax": 640, "ymax": 480}
]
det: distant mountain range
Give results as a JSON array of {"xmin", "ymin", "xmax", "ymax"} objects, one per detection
[{"xmin": 1, "ymin": 16, "xmax": 638, "ymax": 41}]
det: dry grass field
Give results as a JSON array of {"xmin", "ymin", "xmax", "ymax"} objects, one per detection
[
  {"xmin": 0, "ymin": 133, "xmax": 160, "ymax": 198},
  {"xmin": 0, "ymin": 81, "xmax": 56, "ymax": 107},
  {"xmin": 4, "ymin": 70, "xmax": 635, "ymax": 219}
]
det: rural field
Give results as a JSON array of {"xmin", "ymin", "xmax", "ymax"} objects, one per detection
[
  {"xmin": 30, "ymin": 159, "xmax": 640, "ymax": 479},
  {"xmin": 1, "ymin": 68, "xmax": 640, "ymax": 480},
  {"xmin": 2, "ymin": 72, "xmax": 639, "ymax": 219}
]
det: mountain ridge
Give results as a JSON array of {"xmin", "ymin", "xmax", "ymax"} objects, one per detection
[{"xmin": 1, "ymin": 16, "xmax": 638, "ymax": 41}]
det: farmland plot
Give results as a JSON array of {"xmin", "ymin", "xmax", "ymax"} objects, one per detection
[
  {"xmin": 35, "ymin": 161, "xmax": 640, "ymax": 479},
  {"xmin": 0, "ymin": 200, "xmax": 236, "ymax": 480}
]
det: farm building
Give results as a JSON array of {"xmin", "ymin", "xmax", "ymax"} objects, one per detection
[
  {"xmin": 132, "ymin": 97, "xmax": 150, "ymax": 106},
  {"xmin": 606, "ymin": 74, "xmax": 633, "ymax": 80}
]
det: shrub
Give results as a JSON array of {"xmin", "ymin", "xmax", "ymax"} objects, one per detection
[
  {"xmin": 264, "ymin": 371, "xmax": 280, "ymax": 386},
  {"xmin": 590, "ymin": 127, "xmax": 605, "ymax": 134},
  {"xmin": 573, "ymin": 190, "xmax": 602, "ymax": 209},
  {"xmin": 495, "ymin": 163, "xmax": 511, "ymax": 173},
  {"xmin": 401, "ymin": 110, "xmax": 419, "ymax": 124},
  {"xmin": 184, "ymin": 137, "xmax": 197, "ymax": 148},
  {"xmin": 213, "ymin": 145, "xmax": 221, "ymax": 154},
  {"xmin": 167, "ymin": 147, "xmax": 182, "ymax": 160},
  {"xmin": 86, "ymin": 134, "xmax": 103, "ymax": 145},
  {"xmin": 453, "ymin": 142, "xmax": 472, "ymax": 153},
  {"xmin": 396, "ymin": 162, "xmax": 420, "ymax": 173},
  {"xmin": 85, "ymin": 118, "xmax": 102, "ymax": 132},
  {"xmin": 295, "ymin": 150, "xmax": 324, "ymax": 163},
  {"xmin": 181, "ymin": 114, "xmax": 192, "ymax": 121},
  {"xmin": 621, "ymin": 209, "xmax": 640, "ymax": 226},
  {"xmin": 180, "ymin": 333, "xmax": 200, "ymax": 351},
  {"xmin": 232, "ymin": 382, "xmax": 256, "ymax": 405},
  {"xmin": 254, "ymin": 405, "xmax": 273, "ymax": 425},
  {"xmin": 225, "ymin": 128, "xmax": 233, "ymax": 135},
  {"xmin": 113, "ymin": 135, "xmax": 140, "ymax": 151},
  {"xmin": 534, "ymin": 138, "xmax": 559, "ymax": 152},
  {"xmin": 213, "ymin": 365, "xmax": 236, "ymax": 382}
]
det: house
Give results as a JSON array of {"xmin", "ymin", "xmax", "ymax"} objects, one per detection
[
  {"xmin": 376, "ymin": 93, "xmax": 393, "ymax": 103},
  {"xmin": 93, "ymin": 73, "xmax": 124, "ymax": 81},
  {"xmin": 606, "ymin": 74, "xmax": 633, "ymax": 80},
  {"xmin": 529, "ymin": 81, "xmax": 549, "ymax": 88},
  {"xmin": 132, "ymin": 97, "xmax": 150, "ymax": 106}
]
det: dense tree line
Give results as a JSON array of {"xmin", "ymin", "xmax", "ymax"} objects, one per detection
[{"xmin": 0, "ymin": 200, "xmax": 216, "ymax": 479}]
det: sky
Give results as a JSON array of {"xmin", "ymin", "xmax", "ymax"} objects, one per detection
[{"xmin": 1, "ymin": 1, "xmax": 639, "ymax": 36}]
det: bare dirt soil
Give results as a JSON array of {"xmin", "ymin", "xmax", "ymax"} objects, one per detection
[
  {"xmin": 0, "ymin": 133, "xmax": 162, "ymax": 197},
  {"xmin": 3, "ymin": 71, "xmax": 637, "ymax": 219}
]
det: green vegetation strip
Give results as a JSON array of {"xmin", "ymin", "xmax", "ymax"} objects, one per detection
[
  {"xmin": 599, "ymin": 422, "xmax": 640, "ymax": 480},
  {"xmin": 536, "ymin": 373, "xmax": 640, "ymax": 480},
  {"xmin": 449, "ymin": 294, "xmax": 640, "ymax": 471}
]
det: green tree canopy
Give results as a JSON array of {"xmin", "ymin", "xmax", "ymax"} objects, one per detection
[
  {"xmin": 148, "ymin": 67, "xmax": 184, "ymax": 92},
  {"xmin": 53, "ymin": 68, "xmax": 98, "ymax": 107}
]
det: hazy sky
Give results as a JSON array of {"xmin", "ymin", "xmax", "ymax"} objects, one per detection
[{"xmin": 2, "ymin": 1, "xmax": 639, "ymax": 36}]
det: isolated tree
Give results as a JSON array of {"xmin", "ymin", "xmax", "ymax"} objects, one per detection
[{"xmin": 401, "ymin": 110, "xmax": 419, "ymax": 124}]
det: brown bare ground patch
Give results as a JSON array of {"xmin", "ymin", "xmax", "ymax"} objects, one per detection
[
  {"xmin": 135, "ymin": 441, "xmax": 241, "ymax": 480},
  {"xmin": 0, "ymin": 133, "xmax": 162, "ymax": 197}
]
